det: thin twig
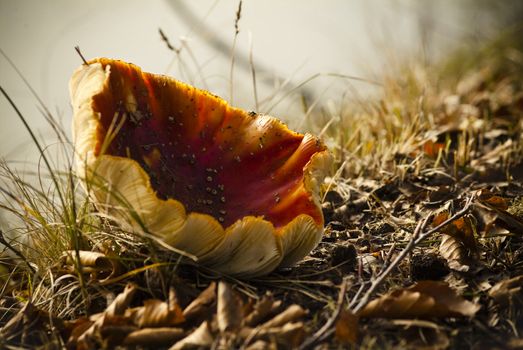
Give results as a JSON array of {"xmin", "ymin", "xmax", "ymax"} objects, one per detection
[
  {"xmin": 158, "ymin": 28, "xmax": 180, "ymax": 53},
  {"xmin": 74, "ymin": 46, "xmax": 88, "ymax": 65},
  {"xmin": 299, "ymin": 277, "xmax": 350, "ymax": 349},
  {"xmin": 351, "ymin": 195, "xmax": 475, "ymax": 314}
]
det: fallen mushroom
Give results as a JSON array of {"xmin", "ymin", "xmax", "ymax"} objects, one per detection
[{"xmin": 70, "ymin": 58, "xmax": 331, "ymax": 277}]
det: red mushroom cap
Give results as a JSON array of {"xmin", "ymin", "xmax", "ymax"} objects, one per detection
[{"xmin": 70, "ymin": 58, "xmax": 331, "ymax": 277}]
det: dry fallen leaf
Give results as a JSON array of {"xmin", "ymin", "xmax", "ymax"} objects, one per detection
[
  {"xmin": 74, "ymin": 283, "xmax": 137, "ymax": 349},
  {"xmin": 241, "ymin": 322, "xmax": 306, "ymax": 348},
  {"xmin": 260, "ymin": 304, "xmax": 307, "ymax": 328},
  {"xmin": 217, "ymin": 281, "xmax": 243, "ymax": 333},
  {"xmin": 123, "ymin": 327, "xmax": 185, "ymax": 346},
  {"xmin": 433, "ymin": 212, "xmax": 478, "ymax": 252},
  {"xmin": 478, "ymin": 189, "xmax": 509, "ymax": 211},
  {"xmin": 183, "ymin": 282, "xmax": 216, "ymax": 322},
  {"xmin": 169, "ymin": 321, "xmax": 214, "ymax": 350},
  {"xmin": 439, "ymin": 234, "xmax": 470, "ymax": 272},
  {"xmin": 335, "ymin": 309, "xmax": 359, "ymax": 345},
  {"xmin": 359, "ymin": 281, "xmax": 480, "ymax": 319},
  {"xmin": 489, "ymin": 275, "xmax": 523, "ymax": 306},
  {"xmin": 135, "ymin": 299, "xmax": 185, "ymax": 328},
  {"xmin": 245, "ymin": 340, "xmax": 277, "ymax": 350},
  {"xmin": 477, "ymin": 189, "xmax": 523, "ymax": 236},
  {"xmin": 423, "ymin": 140, "xmax": 446, "ymax": 159},
  {"xmin": 244, "ymin": 294, "xmax": 281, "ymax": 327}
]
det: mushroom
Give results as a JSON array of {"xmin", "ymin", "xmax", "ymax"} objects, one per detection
[{"xmin": 70, "ymin": 58, "xmax": 331, "ymax": 277}]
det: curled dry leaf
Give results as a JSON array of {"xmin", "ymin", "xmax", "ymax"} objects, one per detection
[
  {"xmin": 260, "ymin": 304, "xmax": 306, "ymax": 328},
  {"xmin": 423, "ymin": 140, "xmax": 446, "ymax": 159},
  {"xmin": 169, "ymin": 321, "xmax": 214, "ymax": 350},
  {"xmin": 182, "ymin": 282, "xmax": 216, "ymax": 322},
  {"xmin": 135, "ymin": 299, "xmax": 185, "ymax": 327},
  {"xmin": 479, "ymin": 190, "xmax": 523, "ymax": 234},
  {"xmin": 335, "ymin": 309, "xmax": 359, "ymax": 345},
  {"xmin": 241, "ymin": 322, "xmax": 306, "ymax": 348},
  {"xmin": 217, "ymin": 281, "xmax": 243, "ymax": 333},
  {"xmin": 70, "ymin": 58, "xmax": 331, "ymax": 277},
  {"xmin": 478, "ymin": 189, "xmax": 509, "ymax": 211},
  {"xmin": 439, "ymin": 234, "xmax": 470, "ymax": 272},
  {"xmin": 245, "ymin": 340, "xmax": 277, "ymax": 350},
  {"xmin": 359, "ymin": 281, "xmax": 480, "ymax": 319},
  {"xmin": 244, "ymin": 295, "xmax": 282, "ymax": 327},
  {"xmin": 123, "ymin": 327, "xmax": 185, "ymax": 346},
  {"xmin": 489, "ymin": 275, "xmax": 523, "ymax": 306},
  {"xmin": 432, "ymin": 212, "xmax": 478, "ymax": 253},
  {"xmin": 105, "ymin": 283, "xmax": 137, "ymax": 317},
  {"xmin": 75, "ymin": 283, "xmax": 137, "ymax": 348},
  {"xmin": 61, "ymin": 250, "xmax": 120, "ymax": 282}
]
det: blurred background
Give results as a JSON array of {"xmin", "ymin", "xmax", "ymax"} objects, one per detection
[{"xmin": 1, "ymin": 0, "xmax": 522, "ymax": 164}]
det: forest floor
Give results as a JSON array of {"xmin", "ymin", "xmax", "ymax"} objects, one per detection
[{"xmin": 1, "ymin": 29, "xmax": 523, "ymax": 350}]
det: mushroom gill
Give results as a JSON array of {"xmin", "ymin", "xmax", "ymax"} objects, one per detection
[{"xmin": 70, "ymin": 58, "xmax": 331, "ymax": 277}]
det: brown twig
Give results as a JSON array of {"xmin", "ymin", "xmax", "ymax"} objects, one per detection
[
  {"xmin": 158, "ymin": 28, "xmax": 180, "ymax": 53},
  {"xmin": 351, "ymin": 195, "xmax": 475, "ymax": 314},
  {"xmin": 74, "ymin": 46, "xmax": 88, "ymax": 65},
  {"xmin": 299, "ymin": 277, "xmax": 350, "ymax": 349}
]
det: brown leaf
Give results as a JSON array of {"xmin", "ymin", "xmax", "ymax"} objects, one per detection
[
  {"xmin": 182, "ymin": 282, "xmax": 216, "ymax": 322},
  {"xmin": 260, "ymin": 304, "xmax": 306, "ymax": 329},
  {"xmin": 99, "ymin": 321, "xmax": 138, "ymax": 348},
  {"xmin": 136, "ymin": 299, "xmax": 185, "ymax": 328},
  {"xmin": 245, "ymin": 340, "xmax": 276, "ymax": 350},
  {"xmin": 123, "ymin": 327, "xmax": 185, "ymax": 346},
  {"xmin": 439, "ymin": 234, "xmax": 470, "ymax": 272},
  {"xmin": 244, "ymin": 295, "xmax": 281, "ymax": 327},
  {"xmin": 0, "ymin": 302, "xmax": 54, "ymax": 345},
  {"xmin": 217, "ymin": 281, "xmax": 243, "ymax": 333},
  {"xmin": 403, "ymin": 327, "xmax": 450, "ymax": 350},
  {"xmin": 478, "ymin": 189, "xmax": 509, "ymax": 211},
  {"xmin": 477, "ymin": 189, "xmax": 523, "ymax": 235},
  {"xmin": 169, "ymin": 321, "xmax": 214, "ymax": 350},
  {"xmin": 335, "ymin": 309, "xmax": 359, "ymax": 345},
  {"xmin": 76, "ymin": 284, "xmax": 137, "ymax": 349},
  {"xmin": 106, "ymin": 283, "xmax": 137, "ymax": 317},
  {"xmin": 241, "ymin": 322, "xmax": 306, "ymax": 348},
  {"xmin": 423, "ymin": 140, "xmax": 445, "ymax": 159},
  {"xmin": 489, "ymin": 275, "xmax": 523, "ymax": 306},
  {"xmin": 359, "ymin": 281, "xmax": 480, "ymax": 319},
  {"xmin": 433, "ymin": 212, "xmax": 477, "ymax": 252}
]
